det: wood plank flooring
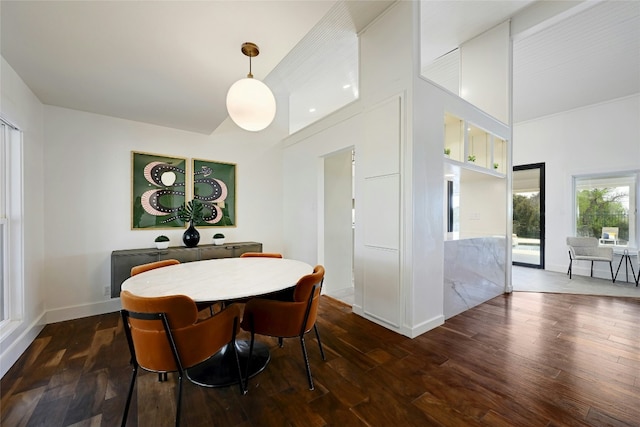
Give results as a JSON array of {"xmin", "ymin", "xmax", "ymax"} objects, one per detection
[{"xmin": 2, "ymin": 292, "xmax": 639, "ymax": 426}]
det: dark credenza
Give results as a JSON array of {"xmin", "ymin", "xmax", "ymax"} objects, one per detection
[{"xmin": 110, "ymin": 241, "xmax": 262, "ymax": 298}]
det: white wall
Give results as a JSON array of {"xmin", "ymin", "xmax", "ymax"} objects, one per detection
[
  {"xmin": 0, "ymin": 56, "xmax": 46, "ymax": 377},
  {"xmin": 514, "ymin": 94, "xmax": 640, "ymax": 276},
  {"xmin": 460, "ymin": 20, "xmax": 510, "ymax": 124},
  {"xmin": 42, "ymin": 106, "xmax": 286, "ymax": 322},
  {"xmin": 459, "ymin": 170, "xmax": 508, "ymax": 237}
]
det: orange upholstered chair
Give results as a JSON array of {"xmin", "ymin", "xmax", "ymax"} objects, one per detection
[
  {"xmin": 130, "ymin": 258, "xmax": 180, "ymax": 276},
  {"xmin": 120, "ymin": 291, "xmax": 245, "ymax": 426},
  {"xmin": 239, "ymin": 252, "xmax": 283, "ymax": 258},
  {"xmin": 241, "ymin": 265, "xmax": 325, "ymax": 390}
]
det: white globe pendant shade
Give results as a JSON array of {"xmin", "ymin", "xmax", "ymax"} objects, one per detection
[{"xmin": 226, "ymin": 77, "xmax": 276, "ymax": 132}]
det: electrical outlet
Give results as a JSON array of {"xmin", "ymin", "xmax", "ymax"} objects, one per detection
[{"xmin": 104, "ymin": 286, "xmax": 110, "ymax": 297}]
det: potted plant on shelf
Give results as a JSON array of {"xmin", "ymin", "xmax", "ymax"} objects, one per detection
[
  {"xmin": 178, "ymin": 199, "xmax": 204, "ymax": 247},
  {"xmin": 444, "ymin": 148, "xmax": 451, "ymax": 157},
  {"xmin": 493, "ymin": 163, "xmax": 499, "ymax": 170},
  {"xmin": 468, "ymin": 155, "xmax": 476, "ymax": 162},
  {"xmin": 154, "ymin": 235, "xmax": 170, "ymax": 249},
  {"xmin": 213, "ymin": 233, "xmax": 226, "ymax": 246}
]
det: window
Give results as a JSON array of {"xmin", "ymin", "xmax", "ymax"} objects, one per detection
[
  {"xmin": 574, "ymin": 172, "xmax": 638, "ymax": 247},
  {"xmin": 0, "ymin": 118, "xmax": 23, "ymax": 331},
  {"xmin": 0, "ymin": 132, "xmax": 5, "ymax": 321}
]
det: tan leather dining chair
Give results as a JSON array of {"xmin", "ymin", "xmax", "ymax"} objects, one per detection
[
  {"xmin": 241, "ymin": 265, "xmax": 325, "ymax": 390},
  {"xmin": 239, "ymin": 252, "xmax": 283, "ymax": 258},
  {"xmin": 130, "ymin": 259, "xmax": 180, "ymax": 276},
  {"xmin": 120, "ymin": 291, "xmax": 246, "ymax": 427}
]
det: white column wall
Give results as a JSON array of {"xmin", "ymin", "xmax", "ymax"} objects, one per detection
[
  {"xmin": 460, "ymin": 21, "xmax": 510, "ymax": 124},
  {"xmin": 283, "ymin": 2, "xmax": 445, "ymax": 337}
]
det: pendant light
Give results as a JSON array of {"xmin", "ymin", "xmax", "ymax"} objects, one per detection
[{"xmin": 226, "ymin": 42, "xmax": 276, "ymax": 132}]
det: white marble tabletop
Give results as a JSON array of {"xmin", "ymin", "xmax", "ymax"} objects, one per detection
[{"xmin": 121, "ymin": 257, "xmax": 313, "ymax": 302}]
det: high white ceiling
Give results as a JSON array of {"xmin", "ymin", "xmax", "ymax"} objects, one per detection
[
  {"xmin": 0, "ymin": 0, "xmax": 343, "ymax": 133},
  {"xmin": 513, "ymin": 0, "xmax": 640, "ymax": 122},
  {"xmin": 1, "ymin": 1, "xmax": 639, "ymax": 134}
]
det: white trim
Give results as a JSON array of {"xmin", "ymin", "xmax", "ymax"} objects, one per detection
[
  {"xmin": 45, "ymin": 299, "xmax": 122, "ymax": 324},
  {"xmin": 0, "ymin": 115, "xmax": 21, "ymax": 131},
  {"xmin": 0, "ymin": 314, "xmax": 45, "ymax": 378},
  {"xmin": 403, "ymin": 314, "xmax": 445, "ymax": 339}
]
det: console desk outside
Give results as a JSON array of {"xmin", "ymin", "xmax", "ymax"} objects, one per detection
[{"xmin": 110, "ymin": 241, "xmax": 262, "ymax": 298}]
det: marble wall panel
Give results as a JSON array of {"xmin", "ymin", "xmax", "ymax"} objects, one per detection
[{"xmin": 444, "ymin": 237, "xmax": 506, "ymax": 319}]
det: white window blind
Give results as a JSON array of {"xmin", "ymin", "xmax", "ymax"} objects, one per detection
[{"xmin": 0, "ymin": 118, "xmax": 23, "ymax": 329}]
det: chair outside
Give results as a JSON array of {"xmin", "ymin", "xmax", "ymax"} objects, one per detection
[
  {"xmin": 130, "ymin": 259, "xmax": 180, "ymax": 276},
  {"xmin": 241, "ymin": 265, "xmax": 325, "ymax": 390},
  {"xmin": 240, "ymin": 252, "xmax": 283, "ymax": 258},
  {"xmin": 120, "ymin": 291, "xmax": 245, "ymax": 427},
  {"xmin": 566, "ymin": 237, "xmax": 614, "ymax": 282}
]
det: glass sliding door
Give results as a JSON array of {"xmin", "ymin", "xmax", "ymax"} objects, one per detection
[{"xmin": 512, "ymin": 163, "xmax": 545, "ymax": 268}]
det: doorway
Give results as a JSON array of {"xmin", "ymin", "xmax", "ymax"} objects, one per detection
[
  {"xmin": 513, "ymin": 163, "xmax": 545, "ymax": 269},
  {"xmin": 323, "ymin": 149, "xmax": 354, "ymax": 305}
]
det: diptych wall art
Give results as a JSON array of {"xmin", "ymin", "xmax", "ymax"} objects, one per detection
[
  {"xmin": 132, "ymin": 151, "xmax": 186, "ymax": 229},
  {"xmin": 192, "ymin": 158, "xmax": 236, "ymax": 227},
  {"xmin": 131, "ymin": 152, "xmax": 236, "ymax": 229}
]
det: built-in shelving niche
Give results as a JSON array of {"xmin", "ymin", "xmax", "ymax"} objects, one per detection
[
  {"xmin": 444, "ymin": 113, "xmax": 507, "ymax": 176},
  {"xmin": 443, "ymin": 112, "xmax": 509, "ymax": 241}
]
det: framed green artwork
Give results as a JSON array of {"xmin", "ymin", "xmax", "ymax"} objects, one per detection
[
  {"xmin": 131, "ymin": 151, "xmax": 187, "ymax": 229},
  {"xmin": 192, "ymin": 158, "xmax": 236, "ymax": 227}
]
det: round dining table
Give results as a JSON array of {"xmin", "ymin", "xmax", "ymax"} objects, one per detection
[{"xmin": 121, "ymin": 256, "xmax": 313, "ymax": 387}]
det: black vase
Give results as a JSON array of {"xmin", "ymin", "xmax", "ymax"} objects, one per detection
[{"xmin": 183, "ymin": 222, "xmax": 200, "ymax": 247}]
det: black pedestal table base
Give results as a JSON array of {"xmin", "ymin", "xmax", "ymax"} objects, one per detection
[{"xmin": 187, "ymin": 340, "xmax": 270, "ymax": 387}]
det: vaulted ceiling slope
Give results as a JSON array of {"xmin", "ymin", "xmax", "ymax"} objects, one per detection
[
  {"xmin": 513, "ymin": 0, "xmax": 640, "ymax": 123},
  {"xmin": 0, "ymin": 0, "xmax": 339, "ymax": 134},
  {"xmin": 1, "ymin": 1, "xmax": 638, "ymax": 134}
]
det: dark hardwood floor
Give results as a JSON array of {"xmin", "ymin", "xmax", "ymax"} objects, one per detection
[{"xmin": 2, "ymin": 292, "xmax": 639, "ymax": 426}]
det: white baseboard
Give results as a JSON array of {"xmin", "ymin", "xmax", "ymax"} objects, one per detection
[
  {"xmin": 403, "ymin": 314, "xmax": 445, "ymax": 338},
  {"xmin": 45, "ymin": 298, "xmax": 122, "ymax": 324},
  {"xmin": 351, "ymin": 304, "xmax": 444, "ymax": 339}
]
